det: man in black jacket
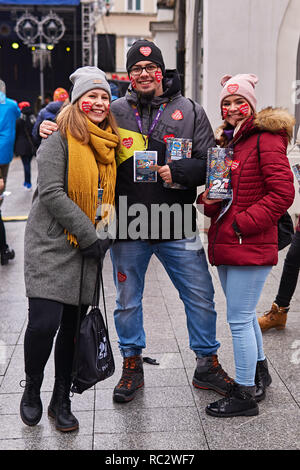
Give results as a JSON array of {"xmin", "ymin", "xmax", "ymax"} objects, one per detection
[
  {"xmin": 109, "ymin": 40, "xmax": 232, "ymax": 403},
  {"xmin": 39, "ymin": 44, "xmax": 232, "ymax": 404}
]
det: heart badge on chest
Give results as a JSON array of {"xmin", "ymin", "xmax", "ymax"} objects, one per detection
[
  {"xmin": 122, "ymin": 137, "xmax": 133, "ymax": 149},
  {"xmin": 171, "ymin": 110, "xmax": 183, "ymax": 120}
]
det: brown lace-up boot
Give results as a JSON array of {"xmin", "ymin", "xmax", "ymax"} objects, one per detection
[
  {"xmin": 258, "ymin": 302, "xmax": 289, "ymax": 332},
  {"xmin": 113, "ymin": 355, "xmax": 144, "ymax": 403}
]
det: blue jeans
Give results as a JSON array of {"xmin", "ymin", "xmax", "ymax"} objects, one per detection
[
  {"xmin": 110, "ymin": 236, "xmax": 220, "ymax": 358},
  {"xmin": 217, "ymin": 265, "xmax": 272, "ymax": 386}
]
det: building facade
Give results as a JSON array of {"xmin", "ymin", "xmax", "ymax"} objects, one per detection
[{"xmin": 96, "ymin": 0, "xmax": 157, "ymax": 77}]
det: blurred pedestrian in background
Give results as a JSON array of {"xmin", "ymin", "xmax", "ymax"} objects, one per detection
[
  {"xmin": 0, "ymin": 78, "xmax": 20, "ymax": 265},
  {"xmin": 258, "ymin": 214, "xmax": 300, "ymax": 332},
  {"xmin": 32, "ymin": 87, "xmax": 69, "ymax": 147},
  {"xmin": 15, "ymin": 101, "xmax": 36, "ymax": 190}
]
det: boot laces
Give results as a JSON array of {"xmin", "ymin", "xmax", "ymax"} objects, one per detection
[
  {"xmin": 20, "ymin": 378, "xmax": 40, "ymax": 404},
  {"xmin": 210, "ymin": 356, "xmax": 234, "ymax": 385},
  {"xmin": 117, "ymin": 356, "xmax": 141, "ymax": 390}
]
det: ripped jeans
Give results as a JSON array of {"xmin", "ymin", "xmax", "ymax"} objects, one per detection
[{"xmin": 110, "ymin": 237, "xmax": 220, "ymax": 358}]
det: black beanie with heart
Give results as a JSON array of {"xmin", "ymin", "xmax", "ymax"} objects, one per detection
[{"xmin": 126, "ymin": 40, "xmax": 165, "ymax": 75}]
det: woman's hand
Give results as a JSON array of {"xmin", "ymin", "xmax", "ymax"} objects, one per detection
[
  {"xmin": 0, "ymin": 178, "xmax": 4, "ymax": 192},
  {"xmin": 39, "ymin": 120, "xmax": 58, "ymax": 138},
  {"xmin": 202, "ymin": 188, "xmax": 223, "ymax": 205},
  {"xmin": 158, "ymin": 165, "xmax": 173, "ymax": 184}
]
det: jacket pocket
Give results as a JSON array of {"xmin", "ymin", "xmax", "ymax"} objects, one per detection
[{"xmin": 47, "ymin": 218, "xmax": 64, "ymax": 239}]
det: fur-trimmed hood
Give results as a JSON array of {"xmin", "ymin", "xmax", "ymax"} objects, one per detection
[
  {"xmin": 216, "ymin": 107, "xmax": 295, "ymax": 146},
  {"xmin": 254, "ymin": 107, "xmax": 295, "ymax": 141}
]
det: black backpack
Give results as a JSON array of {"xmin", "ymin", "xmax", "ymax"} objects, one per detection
[{"xmin": 71, "ymin": 260, "xmax": 115, "ymax": 394}]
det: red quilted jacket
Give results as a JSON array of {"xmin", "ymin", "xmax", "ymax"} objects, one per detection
[{"xmin": 199, "ymin": 108, "xmax": 295, "ymax": 266}]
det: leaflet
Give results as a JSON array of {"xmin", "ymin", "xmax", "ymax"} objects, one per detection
[
  {"xmin": 134, "ymin": 151, "xmax": 158, "ymax": 183},
  {"xmin": 206, "ymin": 147, "xmax": 233, "ymax": 199},
  {"xmin": 292, "ymin": 163, "xmax": 300, "ymax": 186},
  {"xmin": 164, "ymin": 138, "xmax": 192, "ymax": 189}
]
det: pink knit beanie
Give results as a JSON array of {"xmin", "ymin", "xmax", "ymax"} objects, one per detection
[{"xmin": 220, "ymin": 74, "xmax": 258, "ymax": 112}]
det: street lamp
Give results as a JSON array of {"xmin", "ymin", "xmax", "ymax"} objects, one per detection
[{"xmin": 15, "ymin": 11, "xmax": 66, "ymax": 103}]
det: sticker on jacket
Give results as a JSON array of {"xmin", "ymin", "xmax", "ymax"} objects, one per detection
[
  {"xmin": 117, "ymin": 128, "xmax": 147, "ymax": 167},
  {"xmin": 171, "ymin": 110, "xmax": 183, "ymax": 120}
]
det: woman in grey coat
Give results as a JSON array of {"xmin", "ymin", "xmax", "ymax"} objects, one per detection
[{"xmin": 20, "ymin": 66, "xmax": 119, "ymax": 432}]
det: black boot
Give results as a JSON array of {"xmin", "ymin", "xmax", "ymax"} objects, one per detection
[
  {"xmin": 48, "ymin": 378, "xmax": 79, "ymax": 432},
  {"xmin": 192, "ymin": 355, "xmax": 234, "ymax": 396},
  {"xmin": 20, "ymin": 373, "xmax": 43, "ymax": 426},
  {"xmin": 1, "ymin": 246, "xmax": 15, "ymax": 265},
  {"xmin": 255, "ymin": 358, "xmax": 272, "ymax": 402},
  {"xmin": 113, "ymin": 355, "xmax": 144, "ymax": 403},
  {"xmin": 205, "ymin": 383, "xmax": 259, "ymax": 418}
]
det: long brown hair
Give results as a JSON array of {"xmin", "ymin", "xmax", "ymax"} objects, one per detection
[{"xmin": 56, "ymin": 100, "xmax": 120, "ymax": 148}]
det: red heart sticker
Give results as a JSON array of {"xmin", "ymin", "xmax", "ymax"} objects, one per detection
[
  {"xmin": 227, "ymin": 84, "xmax": 239, "ymax": 94},
  {"xmin": 155, "ymin": 70, "xmax": 162, "ymax": 83},
  {"xmin": 130, "ymin": 77, "xmax": 136, "ymax": 88},
  {"xmin": 222, "ymin": 106, "xmax": 229, "ymax": 118},
  {"xmin": 117, "ymin": 272, "xmax": 127, "ymax": 282},
  {"xmin": 81, "ymin": 101, "xmax": 92, "ymax": 113},
  {"xmin": 163, "ymin": 134, "xmax": 175, "ymax": 143},
  {"xmin": 140, "ymin": 46, "xmax": 152, "ymax": 57},
  {"xmin": 231, "ymin": 160, "xmax": 240, "ymax": 170},
  {"xmin": 122, "ymin": 137, "xmax": 133, "ymax": 149},
  {"xmin": 171, "ymin": 110, "xmax": 183, "ymax": 120},
  {"xmin": 239, "ymin": 103, "xmax": 250, "ymax": 116}
]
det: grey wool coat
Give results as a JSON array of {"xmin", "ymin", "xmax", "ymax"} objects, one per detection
[{"xmin": 24, "ymin": 130, "xmax": 99, "ymax": 306}]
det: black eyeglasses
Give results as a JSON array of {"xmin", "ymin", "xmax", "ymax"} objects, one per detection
[{"xmin": 129, "ymin": 64, "xmax": 159, "ymax": 76}]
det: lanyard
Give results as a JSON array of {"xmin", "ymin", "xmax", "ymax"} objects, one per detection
[{"xmin": 132, "ymin": 102, "xmax": 168, "ymax": 149}]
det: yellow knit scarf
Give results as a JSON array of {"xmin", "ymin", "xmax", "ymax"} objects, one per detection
[{"xmin": 66, "ymin": 118, "xmax": 118, "ymax": 246}]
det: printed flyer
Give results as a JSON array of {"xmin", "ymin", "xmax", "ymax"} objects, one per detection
[{"xmin": 206, "ymin": 147, "xmax": 233, "ymax": 199}]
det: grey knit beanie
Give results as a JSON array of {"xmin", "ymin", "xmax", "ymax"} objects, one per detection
[{"xmin": 69, "ymin": 66, "xmax": 111, "ymax": 103}]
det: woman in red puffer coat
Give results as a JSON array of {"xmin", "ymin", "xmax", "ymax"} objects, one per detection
[{"xmin": 198, "ymin": 73, "xmax": 295, "ymax": 418}]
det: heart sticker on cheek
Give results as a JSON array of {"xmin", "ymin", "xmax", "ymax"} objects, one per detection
[
  {"xmin": 222, "ymin": 107, "xmax": 229, "ymax": 119},
  {"xmin": 155, "ymin": 70, "xmax": 162, "ymax": 83},
  {"xmin": 239, "ymin": 103, "xmax": 250, "ymax": 116},
  {"xmin": 130, "ymin": 77, "xmax": 136, "ymax": 89},
  {"xmin": 81, "ymin": 101, "xmax": 92, "ymax": 113}
]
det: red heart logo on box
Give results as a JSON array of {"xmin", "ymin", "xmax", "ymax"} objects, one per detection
[
  {"xmin": 231, "ymin": 160, "xmax": 240, "ymax": 170},
  {"xmin": 163, "ymin": 134, "xmax": 175, "ymax": 143},
  {"xmin": 140, "ymin": 46, "xmax": 152, "ymax": 57},
  {"xmin": 122, "ymin": 137, "xmax": 133, "ymax": 149}
]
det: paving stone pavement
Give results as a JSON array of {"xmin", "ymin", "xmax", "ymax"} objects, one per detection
[{"xmin": 0, "ymin": 157, "xmax": 299, "ymax": 452}]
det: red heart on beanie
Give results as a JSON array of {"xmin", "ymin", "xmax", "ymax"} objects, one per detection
[
  {"xmin": 122, "ymin": 137, "xmax": 133, "ymax": 149},
  {"xmin": 227, "ymin": 84, "xmax": 239, "ymax": 94},
  {"xmin": 140, "ymin": 46, "xmax": 152, "ymax": 57}
]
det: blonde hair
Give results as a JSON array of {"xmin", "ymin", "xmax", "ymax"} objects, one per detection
[{"xmin": 56, "ymin": 101, "xmax": 120, "ymax": 148}]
